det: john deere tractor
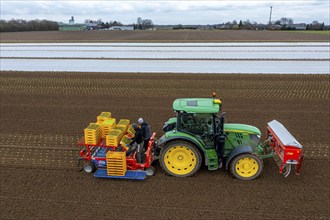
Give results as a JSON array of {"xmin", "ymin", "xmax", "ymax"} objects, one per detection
[
  {"xmin": 157, "ymin": 95, "xmax": 267, "ymax": 180},
  {"xmin": 78, "ymin": 94, "xmax": 304, "ymax": 180}
]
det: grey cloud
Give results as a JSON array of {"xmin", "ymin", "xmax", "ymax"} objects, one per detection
[{"xmin": 0, "ymin": 0, "xmax": 329, "ymax": 24}]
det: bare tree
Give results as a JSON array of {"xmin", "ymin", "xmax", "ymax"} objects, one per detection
[
  {"xmin": 243, "ymin": 20, "xmax": 255, "ymax": 30},
  {"xmin": 279, "ymin": 17, "xmax": 294, "ymax": 27},
  {"xmin": 135, "ymin": 17, "xmax": 154, "ymax": 30},
  {"xmin": 142, "ymin": 19, "xmax": 153, "ymax": 29},
  {"xmin": 307, "ymin": 20, "xmax": 324, "ymax": 30}
]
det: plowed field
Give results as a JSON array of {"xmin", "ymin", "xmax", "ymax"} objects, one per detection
[
  {"xmin": 1, "ymin": 30, "xmax": 329, "ymax": 42},
  {"xmin": 0, "ymin": 71, "xmax": 329, "ymax": 219}
]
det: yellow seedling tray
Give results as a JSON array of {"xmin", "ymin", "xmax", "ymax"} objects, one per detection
[
  {"xmin": 120, "ymin": 135, "xmax": 131, "ymax": 151},
  {"xmin": 97, "ymin": 112, "xmax": 112, "ymax": 123},
  {"xmin": 118, "ymin": 119, "xmax": 130, "ymax": 128},
  {"xmin": 127, "ymin": 125, "xmax": 135, "ymax": 137}
]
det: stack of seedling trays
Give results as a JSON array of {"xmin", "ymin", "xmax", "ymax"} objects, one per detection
[
  {"xmin": 114, "ymin": 119, "xmax": 129, "ymax": 133},
  {"xmin": 120, "ymin": 135, "xmax": 131, "ymax": 151},
  {"xmin": 100, "ymin": 118, "xmax": 116, "ymax": 139},
  {"xmin": 106, "ymin": 119, "xmax": 130, "ymax": 146},
  {"xmin": 118, "ymin": 119, "xmax": 130, "ymax": 129},
  {"xmin": 106, "ymin": 151, "xmax": 127, "ymax": 176},
  {"xmin": 106, "ymin": 129, "xmax": 123, "ymax": 146},
  {"xmin": 84, "ymin": 123, "xmax": 101, "ymax": 145}
]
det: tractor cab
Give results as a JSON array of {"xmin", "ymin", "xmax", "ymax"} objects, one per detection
[
  {"xmin": 164, "ymin": 97, "xmax": 222, "ymax": 148},
  {"xmin": 178, "ymin": 113, "xmax": 214, "ymax": 137}
]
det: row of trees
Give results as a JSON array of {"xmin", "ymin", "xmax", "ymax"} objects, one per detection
[
  {"xmin": 218, "ymin": 18, "xmax": 327, "ymax": 30},
  {"xmin": 0, "ymin": 18, "xmax": 154, "ymax": 32},
  {"xmin": 0, "ymin": 19, "xmax": 58, "ymax": 32},
  {"xmin": 217, "ymin": 20, "xmax": 266, "ymax": 30},
  {"xmin": 272, "ymin": 18, "xmax": 326, "ymax": 30},
  {"xmin": 306, "ymin": 21, "xmax": 326, "ymax": 30}
]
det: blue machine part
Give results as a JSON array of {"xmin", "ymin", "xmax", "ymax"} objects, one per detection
[
  {"xmin": 94, "ymin": 169, "xmax": 147, "ymax": 180},
  {"xmin": 91, "ymin": 147, "xmax": 112, "ymax": 168},
  {"xmin": 94, "ymin": 147, "xmax": 109, "ymax": 158}
]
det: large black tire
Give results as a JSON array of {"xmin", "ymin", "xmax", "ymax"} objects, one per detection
[
  {"xmin": 230, "ymin": 153, "xmax": 263, "ymax": 180},
  {"xmin": 83, "ymin": 162, "xmax": 96, "ymax": 173},
  {"xmin": 160, "ymin": 141, "xmax": 202, "ymax": 177}
]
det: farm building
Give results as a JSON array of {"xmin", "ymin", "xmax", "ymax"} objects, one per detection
[
  {"xmin": 58, "ymin": 16, "xmax": 86, "ymax": 31},
  {"xmin": 85, "ymin": 23, "xmax": 98, "ymax": 30},
  {"xmin": 58, "ymin": 23, "xmax": 86, "ymax": 31},
  {"xmin": 109, "ymin": 26, "xmax": 134, "ymax": 30},
  {"xmin": 288, "ymin": 23, "xmax": 307, "ymax": 30}
]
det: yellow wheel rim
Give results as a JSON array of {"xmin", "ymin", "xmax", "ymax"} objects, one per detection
[
  {"xmin": 164, "ymin": 145, "xmax": 197, "ymax": 175},
  {"xmin": 235, "ymin": 157, "xmax": 259, "ymax": 178}
]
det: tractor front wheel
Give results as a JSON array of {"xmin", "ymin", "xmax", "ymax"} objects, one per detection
[
  {"xmin": 230, "ymin": 153, "xmax": 263, "ymax": 180},
  {"xmin": 160, "ymin": 141, "xmax": 202, "ymax": 177}
]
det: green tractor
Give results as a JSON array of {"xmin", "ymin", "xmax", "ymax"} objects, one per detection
[{"xmin": 157, "ymin": 95, "xmax": 269, "ymax": 180}]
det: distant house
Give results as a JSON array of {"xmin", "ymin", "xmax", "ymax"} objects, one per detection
[
  {"xmin": 217, "ymin": 24, "xmax": 231, "ymax": 30},
  {"xmin": 85, "ymin": 23, "xmax": 98, "ymax": 30},
  {"xmin": 109, "ymin": 26, "xmax": 134, "ymax": 30},
  {"xmin": 256, "ymin": 24, "xmax": 267, "ymax": 30},
  {"xmin": 197, "ymin": 25, "xmax": 215, "ymax": 30},
  {"xmin": 154, "ymin": 25, "xmax": 173, "ymax": 30},
  {"xmin": 288, "ymin": 23, "xmax": 307, "ymax": 30},
  {"xmin": 270, "ymin": 25, "xmax": 282, "ymax": 30}
]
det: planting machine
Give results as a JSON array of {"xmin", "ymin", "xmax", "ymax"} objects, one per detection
[
  {"xmin": 78, "ymin": 93, "xmax": 304, "ymax": 180},
  {"xmin": 78, "ymin": 115, "xmax": 157, "ymax": 180}
]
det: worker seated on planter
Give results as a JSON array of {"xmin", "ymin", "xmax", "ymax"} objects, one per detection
[
  {"xmin": 126, "ymin": 123, "xmax": 143, "ymax": 163},
  {"xmin": 138, "ymin": 118, "xmax": 152, "ymax": 153}
]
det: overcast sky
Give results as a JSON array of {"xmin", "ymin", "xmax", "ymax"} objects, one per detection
[{"xmin": 1, "ymin": 0, "xmax": 329, "ymax": 25}]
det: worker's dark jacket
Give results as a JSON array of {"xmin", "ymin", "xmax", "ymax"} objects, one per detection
[
  {"xmin": 130, "ymin": 127, "xmax": 143, "ymax": 146},
  {"xmin": 140, "ymin": 122, "xmax": 152, "ymax": 140}
]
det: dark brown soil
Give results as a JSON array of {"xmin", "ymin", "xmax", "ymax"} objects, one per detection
[
  {"xmin": 1, "ymin": 30, "xmax": 329, "ymax": 42},
  {"xmin": 0, "ymin": 71, "xmax": 329, "ymax": 219}
]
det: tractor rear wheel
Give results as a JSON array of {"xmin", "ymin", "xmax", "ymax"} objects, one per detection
[
  {"xmin": 160, "ymin": 141, "xmax": 202, "ymax": 177},
  {"xmin": 230, "ymin": 153, "xmax": 263, "ymax": 180}
]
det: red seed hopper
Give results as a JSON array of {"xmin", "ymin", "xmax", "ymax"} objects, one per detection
[{"xmin": 266, "ymin": 120, "xmax": 305, "ymax": 177}]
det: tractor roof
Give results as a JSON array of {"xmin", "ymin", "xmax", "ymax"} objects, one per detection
[{"xmin": 173, "ymin": 98, "xmax": 221, "ymax": 113}]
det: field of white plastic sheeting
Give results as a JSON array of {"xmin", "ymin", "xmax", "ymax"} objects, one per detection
[
  {"xmin": 1, "ymin": 43, "xmax": 329, "ymax": 74},
  {"xmin": 2, "ymin": 59, "xmax": 329, "ymax": 74}
]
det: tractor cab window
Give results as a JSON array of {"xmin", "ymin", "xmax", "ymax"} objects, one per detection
[{"xmin": 178, "ymin": 113, "xmax": 214, "ymax": 136}]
